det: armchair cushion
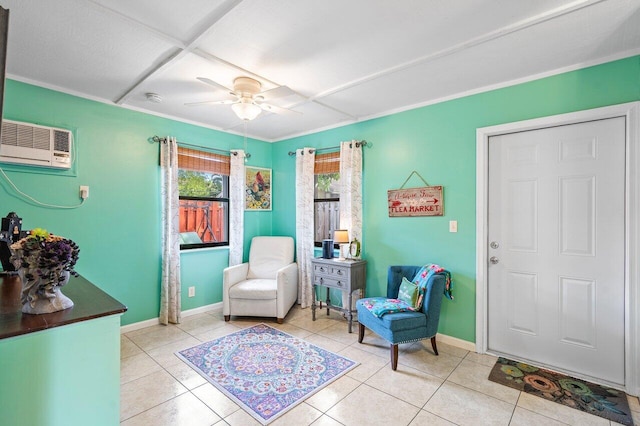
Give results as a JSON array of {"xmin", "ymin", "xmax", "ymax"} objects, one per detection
[
  {"xmin": 228, "ymin": 279, "xmax": 277, "ymax": 299},
  {"xmin": 357, "ymin": 302, "xmax": 427, "ymax": 343},
  {"xmin": 247, "ymin": 236, "xmax": 295, "ymax": 279}
]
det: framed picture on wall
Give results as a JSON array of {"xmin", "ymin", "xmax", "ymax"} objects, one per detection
[{"xmin": 245, "ymin": 166, "xmax": 272, "ymax": 211}]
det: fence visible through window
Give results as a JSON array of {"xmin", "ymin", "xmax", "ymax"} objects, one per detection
[
  {"xmin": 314, "ymin": 200, "xmax": 340, "ymax": 244},
  {"xmin": 179, "ymin": 199, "xmax": 227, "ymax": 243}
]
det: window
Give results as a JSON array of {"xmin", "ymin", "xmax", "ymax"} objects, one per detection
[
  {"xmin": 314, "ymin": 151, "xmax": 341, "ymax": 247},
  {"xmin": 177, "ymin": 147, "xmax": 229, "ymax": 249}
]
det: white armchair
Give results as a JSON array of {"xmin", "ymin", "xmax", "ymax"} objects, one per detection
[{"xmin": 223, "ymin": 236, "xmax": 298, "ymax": 324}]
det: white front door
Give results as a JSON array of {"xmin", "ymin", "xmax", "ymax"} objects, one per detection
[{"xmin": 487, "ymin": 117, "xmax": 626, "ymax": 386}]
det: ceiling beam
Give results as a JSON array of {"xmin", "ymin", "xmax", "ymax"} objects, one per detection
[
  {"xmin": 310, "ymin": 0, "xmax": 607, "ymax": 103},
  {"xmin": 111, "ymin": 0, "xmax": 245, "ymax": 105},
  {"xmin": 85, "ymin": 0, "xmax": 186, "ymax": 48},
  {"xmin": 85, "ymin": 0, "xmax": 355, "ymax": 118}
]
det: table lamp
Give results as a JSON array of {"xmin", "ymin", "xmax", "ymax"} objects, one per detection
[{"xmin": 333, "ymin": 229, "xmax": 350, "ymax": 260}]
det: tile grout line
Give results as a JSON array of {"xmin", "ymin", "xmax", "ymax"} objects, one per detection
[{"xmin": 416, "ymin": 350, "xmax": 466, "ymax": 423}]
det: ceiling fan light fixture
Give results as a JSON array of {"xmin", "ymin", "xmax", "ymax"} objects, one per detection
[{"xmin": 232, "ymin": 99, "xmax": 262, "ymax": 121}]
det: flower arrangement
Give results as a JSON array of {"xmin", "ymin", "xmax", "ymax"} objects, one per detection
[
  {"xmin": 10, "ymin": 228, "xmax": 80, "ymax": 313},
  {"xmin": 11, "ymin": 228, "xmax": 80, "ymax": 279}
]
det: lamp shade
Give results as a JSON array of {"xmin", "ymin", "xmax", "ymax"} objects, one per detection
[
  {"xmin": 333, "ymin": 229, "xmax": 350, "ymax": 244},
  {"xmin": 231, "ymin": 99, "xmax": 262, "ymax": 121}
]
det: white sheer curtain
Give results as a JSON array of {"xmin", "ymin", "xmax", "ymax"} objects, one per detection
[
  {"xmin": 340, "ymin": 140, "xmax": 363, "ymax": 309},
  {"xmin": 229, "ymin": 150, "xmax": 246, "ymax": 266},
  {"xmin": 296, "ymin": 147, "xmax": 316, "ymax": 308},
  {"xmin": 160, "ymin": 136, "xmax": 181, "ymax": 325}
]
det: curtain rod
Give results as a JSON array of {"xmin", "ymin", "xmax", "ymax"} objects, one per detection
[
  {"xmin": 152, "ymin": 136, "xmax": 251, "ymax": 159},
  {"xmin": 287, "ymin": 140, "xmax": 367, "ymax": 156}
]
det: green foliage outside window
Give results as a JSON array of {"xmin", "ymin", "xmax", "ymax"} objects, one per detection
[
  {"xmin": 178, "ymin": 170, "xmax": 223, "ymax": 197},
  {"xmin": 316, "ymin": 173, "xmax": 340, "ymax": 193}
]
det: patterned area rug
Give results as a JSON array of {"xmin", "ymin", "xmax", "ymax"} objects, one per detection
[
  {"xmin": 177, "ymin": 323, "xmax": 358, "ymax": 425},
  {"xmin": 489, "ymin": 357, "xmax": 634, "ymax": 425}
]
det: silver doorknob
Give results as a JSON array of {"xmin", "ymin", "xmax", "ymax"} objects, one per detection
[
  {"xmin": 490, "ymin": 256, "xmax": 499, "ymax": 264},
  {"xmin": 490, "ymin": 241, "xmax": 499, "ymax": 249}
]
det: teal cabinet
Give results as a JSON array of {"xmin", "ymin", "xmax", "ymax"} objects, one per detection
[{"xmin": 0, "ymin": 275, "xmax": 126, "ymax": 426}]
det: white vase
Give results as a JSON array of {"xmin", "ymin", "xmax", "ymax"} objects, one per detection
[{"xmin": 19, "ymin": 268, "xmax": 74, "ymax": 314}]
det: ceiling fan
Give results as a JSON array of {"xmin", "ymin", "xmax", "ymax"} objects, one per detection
[{"xmin": 186, "ymin": 76, "xmax": 300, "ymax": 121}]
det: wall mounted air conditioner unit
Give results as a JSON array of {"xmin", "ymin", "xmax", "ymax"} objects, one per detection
[{"xmin": 0, "ymin": 119, "xmax": 72, "ymax": 169}]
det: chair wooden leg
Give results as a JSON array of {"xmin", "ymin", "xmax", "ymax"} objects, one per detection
[
  {"xmin": 277, "ymin": 318, "xmax": 284, "ymax": 324},
  {"xmin": 224, "ymin": 315, "xmax": 230, "ymax": 322},
  {"xmin": 431, "ymin": 336, "xmax": 438, "ymax": 356},
  {"xmin": 358, "ymin": 323, "xmax": 365, "ymax": 343},
  {"xmin": 390, "ymin": 344, "xmax": 398, "ymax": 370}
]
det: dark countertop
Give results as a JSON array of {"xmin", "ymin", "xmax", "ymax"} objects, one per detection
[{"xmin": 0, "ymin": 274, "xmax": 127, "ymax": 340}]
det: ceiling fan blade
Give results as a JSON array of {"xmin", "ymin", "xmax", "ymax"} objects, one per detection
[
  {"xmin": 257, "ymin": 102, "xmax": 302, "ymax": 115},
  {"xmin": 185, "ymin": 99, "xmax": 237, "ymax": 106},
  {"xmin": 196, "ymin": 77, "xmax": 234, "ymax": 93},
  {"xmin": 258, "ymin": 85, "xmax": 296, "ymax": 101}
]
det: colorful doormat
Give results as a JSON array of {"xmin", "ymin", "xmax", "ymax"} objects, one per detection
[
  {"xmin": 177, "ymin": 323, "xmax": 358, "ymax": 425},
  {"xmin": 488, "ymin": 357, "xmax": 634, "ymax": 425}
]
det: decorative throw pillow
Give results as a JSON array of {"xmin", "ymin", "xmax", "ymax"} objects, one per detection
[{"xmin": 398, "ymin": 277, "xmax": 420, "ymax": 309}]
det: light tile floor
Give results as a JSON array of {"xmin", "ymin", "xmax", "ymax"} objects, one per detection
[{"xmin": 121, "ymin": 305, "xmax": 640, "ymax": 426}]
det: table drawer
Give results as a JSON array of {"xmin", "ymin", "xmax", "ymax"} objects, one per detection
[
  {"xmin": 313, "ymin": 275, "xmax": 347, "ymax": 289},
  {"xmin": 313, "ymin": 263, "xmax": 331, "ymax": 275},
  {"xmin": 330, "ymin": 266, "xmax": 349, "ymax": 278},
  {"xmin": 313, "ymin": 263, "xmax": 349, "ymax": 278}
]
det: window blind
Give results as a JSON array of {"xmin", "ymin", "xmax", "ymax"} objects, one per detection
[
  {"xmin": 177, "ymin": 147, "xmax": 230, "ymax": 175},
  {"xmin": 314, "ymin": 151, "xmax": 340, "ymax": 174}
]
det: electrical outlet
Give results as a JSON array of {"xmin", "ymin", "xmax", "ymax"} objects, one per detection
[
  {"xmin": 79, "ymin": 185, "xmax": 89, "ymax": 200},
  {"xmin": 188, "ymin": 286, "xmax": 195, "ymax": 297},
  {"xmin": 449, "ymin": 220, "xmax": 458, "ymax": 233}
]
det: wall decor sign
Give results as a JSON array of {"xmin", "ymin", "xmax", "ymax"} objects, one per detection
[
  {"xmin": 388, "ymin": 185, "xmax": 443, "ymax": 217},
  {"xmin": 388, "ymin": 170, "xmax": 443, "ymax": 217},
  {"xmin": 245, "ymin": 166, "xmax": 272, "ymax": 211}
]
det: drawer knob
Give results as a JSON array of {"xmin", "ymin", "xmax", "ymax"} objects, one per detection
[
  {"xmin": 337, "ymin": 281, "xmax": 343, "ymax": 287},
  {"xmin": 336, "ymin": 270, "xmax": 343, "ymax": 275}
]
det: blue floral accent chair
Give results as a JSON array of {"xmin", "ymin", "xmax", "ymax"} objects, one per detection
[{"xmin": 356, "ymin": 265, "xmax": 446, "ymax": 370}]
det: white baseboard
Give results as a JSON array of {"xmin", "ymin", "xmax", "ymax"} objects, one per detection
[
  {"xmin": 437, "ymin": 332, "xmax": 476, "ymax": 352},
  {"xmin": 181, "ymin": 302, "xmax": 222, "ymax": 317},
  {"xmin": 120, "ymin": 317, "xmax": 160, "ymax": 334},
  {"xmin": 120, "ymin": 302, "xmax": 223, "ymax": 334}
]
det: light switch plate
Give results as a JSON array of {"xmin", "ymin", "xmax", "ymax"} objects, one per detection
[{"xmin": 449, "ymin": 220, "xmax": 458, "ymax": 233}]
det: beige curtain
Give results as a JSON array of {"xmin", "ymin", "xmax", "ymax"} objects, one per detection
[
  {"xmin": 296, "ymin": 147, "xmax": 316, "ymax": 307},
  {"xmin": 160, "ymin": 136, "xmax": 181, "ymax": 325},
  {"xmin": 340, "ymin": 140, "xmax": 363, "ymax": 310},
  {"xmin": 229, "ymin": 150, "xmax": 246, "ymax": 266}
]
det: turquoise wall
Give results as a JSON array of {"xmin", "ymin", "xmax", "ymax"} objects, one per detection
[
  {"xmin": 272, "ymin": 55, "xmax": 640, "ymax": 342},
  {"xmin": 0, "ymin": 80, "xmax": 272, "ymax": 325},
  {"xmin": 2, "ymin": 55, "xmax": 639, "ymax": 337}
]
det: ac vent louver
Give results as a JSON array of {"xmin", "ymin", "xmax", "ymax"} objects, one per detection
[
  {"xmin": 1, "ymin": 122, "xmax": 16, "ymax": 145},
  {"xmin": 0, "ymin": 120, "xmax": 73, "ymax": 169}
]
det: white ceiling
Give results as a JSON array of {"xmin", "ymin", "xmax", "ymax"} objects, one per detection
[{"xmin": 2, "ymin": 0, "xmax": 640, "ymax": 141}]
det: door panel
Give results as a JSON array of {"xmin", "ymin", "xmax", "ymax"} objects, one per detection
[
  {"xmin": 508, "ymin": 271, "xmax": 538, "ymax": 335},
  {"xmin": 559, "ymin": 276, "xmax": 596, "ymax": 348},
  {"xmin": 559, "ymin": 176, "xmax": 595, "ymax": 256},
  {"xmin": 487, "ymin": 117, "xmax": 625, "ymax": 385}
]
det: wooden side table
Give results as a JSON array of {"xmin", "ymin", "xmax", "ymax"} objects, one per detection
[{"xmin": 311, "ymin": 257, "xmax": 366, "ymax": 333}]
